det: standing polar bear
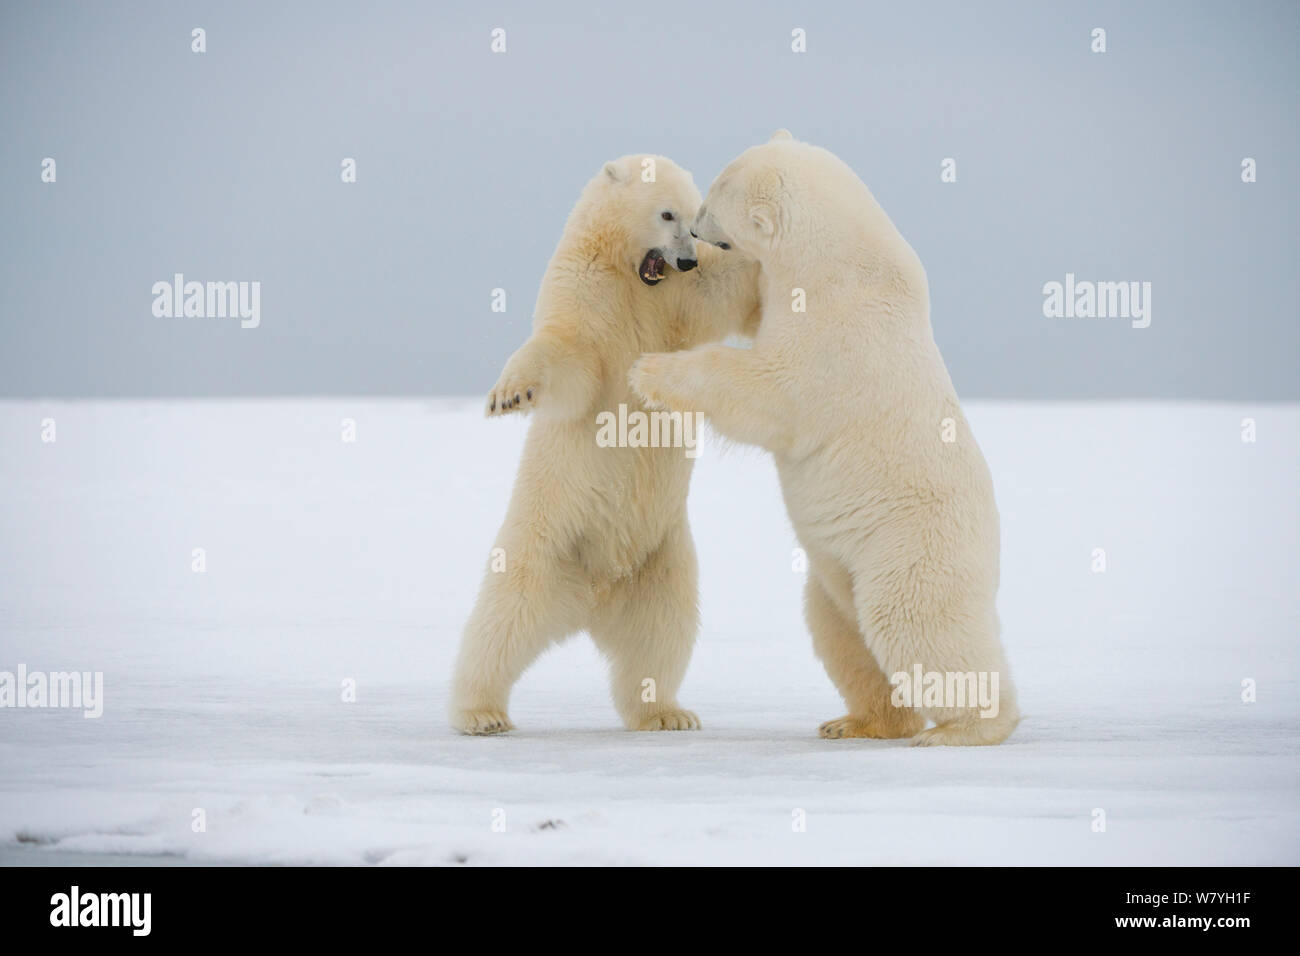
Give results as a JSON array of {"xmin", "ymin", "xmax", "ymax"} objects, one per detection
[
  {"xmin": 631, "ymin": 132, "xmax": 1020, "ymax": 746},
  {"xmin": 450, "ymin": 154, "xmax": 761, "ymax": 735}
]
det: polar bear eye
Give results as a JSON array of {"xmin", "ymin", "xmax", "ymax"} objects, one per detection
[{"xmin": 661, "ymin": 211, "xmax": 674, "ymax": 221}]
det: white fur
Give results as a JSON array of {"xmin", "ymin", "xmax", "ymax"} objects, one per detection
[
  {"xmin": 631, "ymin": 133, "xmax": 1020, "ymax": 746},
  {"xmin": 450, "ymin": 155, "xmax": 761, "ymax": 735}
]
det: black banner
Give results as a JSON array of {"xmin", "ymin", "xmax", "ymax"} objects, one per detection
[{"xmin": 0, "ymin": 865, "xmax": 1285, "ymax": 942}]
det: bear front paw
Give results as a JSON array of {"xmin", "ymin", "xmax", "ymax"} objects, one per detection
[
  {"xmin": 487, "ymin": 377, "xmax": 540, "ymax": 416},
  {"xmin": 629, "ymin": 354, "xmax": 673, "ymax": 409}
]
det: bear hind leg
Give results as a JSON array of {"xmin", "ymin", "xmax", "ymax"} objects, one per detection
[
  {"xmin": 449, "ymin": 552, "xmax": 589, "ymax": 735},
  {"xmin": 807, "ymin": 571, "xmax": 924, "ymax": 740},
  {"xmin": 589, "ymin": 522, "xmax": 701, "ymax": 731}
]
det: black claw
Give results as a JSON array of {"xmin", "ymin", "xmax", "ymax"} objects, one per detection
[
  {"xmin": 526, "ymin": 389, "xmax": 533, "ymax": 400},
  {"xmin": 513, "ymin": 393, "xmax": 520, "ymax": 404}
]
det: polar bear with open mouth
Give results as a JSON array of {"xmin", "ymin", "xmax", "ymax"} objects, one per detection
[{"xmin": 450, "ymin": 154, "xmax": 761, "ymax": 735}]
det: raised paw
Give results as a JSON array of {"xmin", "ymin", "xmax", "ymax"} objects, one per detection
[
  {"xmin": 486, "ymin": 377, "xmax": 540, "ymax": 416},
  {"xmin": 636, "ymin": 708, "xmax": 701, "ymax": 731},
  {"xmin": 451, "ymin": 709, "xmax": 516, "ymax": 736}
]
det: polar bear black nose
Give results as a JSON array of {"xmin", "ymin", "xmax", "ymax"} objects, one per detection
[{"xmin": 677, "ymin": 258, "xmax": 697, "ymax": 272}]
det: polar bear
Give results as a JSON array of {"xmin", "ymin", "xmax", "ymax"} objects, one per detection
[
  {"xmin": 630, "ymin": 132, "xmax": 1020, "ymax": 746},
  {"xmin": 450, "ymin": 154, "xmax": 762, "ymax": 735}
]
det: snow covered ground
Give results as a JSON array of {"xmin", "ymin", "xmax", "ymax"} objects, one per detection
[{"xmin": 0, "ymin": 399, "xmax": 1296, "ymax": 866}]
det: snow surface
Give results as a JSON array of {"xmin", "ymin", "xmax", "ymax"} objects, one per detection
[{"xmin": 0, "ymin": 399, "xmax": 1296, "ymax": 866}]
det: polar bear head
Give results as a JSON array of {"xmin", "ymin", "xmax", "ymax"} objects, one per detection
[
  {"xmin": 690, "ymin": 130, "xmax": 803, "ymax": 258},
  {"xmin": 692, "ymin": 129, "xmax": 863, "ymax": 261},
  {"xmin": 589, "ymin": 155, "xmax": 701, "ymax": 286}
]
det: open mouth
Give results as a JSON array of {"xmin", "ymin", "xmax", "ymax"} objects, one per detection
[{"xmin": 639, "ymin": 249, "xmax": 668, "ymax": 286}]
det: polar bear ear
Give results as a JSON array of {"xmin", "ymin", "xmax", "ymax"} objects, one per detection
[
  {"xmin": 603, "ymin": 161, "xmax": 627, "ymax": 183},
  {"xmin": 769, "ymin": 129, "xmax": 793, "ymax": 142},
  {"xmin": 749, "ymin": 202, "xmax": 777, "ymax": 239}
]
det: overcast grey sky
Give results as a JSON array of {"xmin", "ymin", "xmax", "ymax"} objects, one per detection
[{"xmin": 2, "ymin": 0, "xmax": 1297, "ymax": 399}]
